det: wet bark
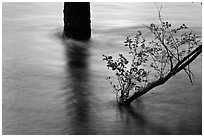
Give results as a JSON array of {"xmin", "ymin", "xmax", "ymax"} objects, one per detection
[{"xmin": 63, "ymin": 2, "xmax": 91, "ymax": 40}]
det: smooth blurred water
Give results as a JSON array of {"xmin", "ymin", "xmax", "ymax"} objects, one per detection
[{"xmin": 2, "ymin": 2, "xmax": 202, "ymax": 135}]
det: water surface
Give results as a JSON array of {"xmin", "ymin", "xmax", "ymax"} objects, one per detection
[{"xmin": 2, "ymin": 2, "xmax": 202, "ymax": 135}]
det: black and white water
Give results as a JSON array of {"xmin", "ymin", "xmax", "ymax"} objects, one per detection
[{"xmin": 2, "ymin": 2, "xmax": 202, "ymax": 135}]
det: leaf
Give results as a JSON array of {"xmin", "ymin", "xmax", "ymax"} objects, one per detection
[
  {"xmin": 136, "ymin": 77, "xmax": 141, "ymax": 82},
  {"xmin": 141, "ymin": 43, "xmax": 145, "ymax": 49},
  {"xmin": 124, "ymin": 60, "xmax": 129, "ymax": 65},
  {"xmin": 108, "ymin": 56, "xmax": 112, "ymax": 59}
]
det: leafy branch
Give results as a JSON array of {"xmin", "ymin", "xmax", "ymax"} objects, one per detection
[{"xmin": 103, "ymin": 10, "xmax": 202, "ymax": 105}]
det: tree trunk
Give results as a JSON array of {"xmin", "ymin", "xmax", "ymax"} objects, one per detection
[{"xmin": 63, "ymin": 2, "xmax": 91, "ymax": 40}]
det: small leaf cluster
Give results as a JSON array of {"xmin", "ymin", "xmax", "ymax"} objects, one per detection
[
  {"xmin": 103, "ymin": 31, "xmax": 150, "ymax": 103},
  {"xmin": 147, "ymin": 18, "xmax": 201, "ymax": 81}
]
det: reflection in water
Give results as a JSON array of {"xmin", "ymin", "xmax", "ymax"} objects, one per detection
[
  {"xmin": 62, "ymin": 39, "xmax": 93, "ymax": 134},
  {"xmin": 117, "ymin": 103, "xmax": 171, "ymax": 135},
  {"xmin": 59, "ymin": 37, "xmax": 201, "ymax": 135}
]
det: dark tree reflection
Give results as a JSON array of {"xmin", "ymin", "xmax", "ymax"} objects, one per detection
[
  {"xmin": 62, "ymin": 39, "xmax": 93, "ymax": 134},
  {"xmin": 117, "ymin": 102, "xmax": 171, "ymax": 135}
]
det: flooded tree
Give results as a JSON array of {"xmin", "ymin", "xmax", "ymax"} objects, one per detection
[
  {"xmin": 103, "ymin": 9, "xmax": 202, "ymax": 105},
  {"xmin": 63, "ymin": 2, "xmax": 91, "ymax": 40}
]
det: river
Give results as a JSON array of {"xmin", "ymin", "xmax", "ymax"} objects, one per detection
[{"xmin": 2, "ymin": 2, "xmax": 202, "ymax": 135}]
